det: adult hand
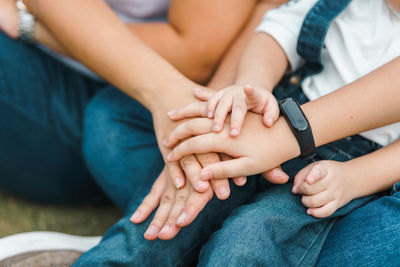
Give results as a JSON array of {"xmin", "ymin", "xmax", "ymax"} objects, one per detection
[
  {"xmin": 165, "ymin": 112, "xmax": 299, "ymax": 183},
  {"xmin": 151, "ymin": 87, "xmax": 243, "ymax": 200},
  {"xmin": 130, "ymin": 167, "xmax": 214, "ymax": 240},
  {"xmin": 0, "ymin": 0, "xmax": 19, "ymax": 39}
]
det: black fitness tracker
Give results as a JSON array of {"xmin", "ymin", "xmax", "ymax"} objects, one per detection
[{"xmin": 279, "ymin": 98, "xmax": 315, "ymax": 159}]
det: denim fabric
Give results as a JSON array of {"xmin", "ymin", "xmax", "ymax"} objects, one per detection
[
  {"xmin": 75, "ymin": 84, "xmax": 381, "ymax": 267},
  {"xmin": 0, "ymin": 32, "xmax": 107, "ymax": 204}
]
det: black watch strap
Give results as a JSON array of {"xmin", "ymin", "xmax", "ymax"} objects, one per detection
[{"xmin": 279, "ymin": 98, "xmax": 315, "ymax": 159}]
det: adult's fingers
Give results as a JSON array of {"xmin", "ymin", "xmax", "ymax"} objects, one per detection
[
  {"xmin": 164, "ymin": 118, "xmax": 213, "ymax": 148},
  {"xmin": 167, "ymin": 133, "xmax": 228, "ymax": 162},
  {"xmin": 167, "ymin": 102, "xmax": 208, "ymax": 121},
  {"xmin": 220, "ymin": 153, "xmax": 247, "ymax": 186},
  {"xmin": 158, "ymin": 182, "xmax": 191, "ymax": 240},
  {"xmin": 130, "ymin": 167, "xmax": 168, "ymax": 224},
  {"xmin": 196, "ymin": 153, "xmax": 230, "ymax": 200},
  {"xmin": 144, "ymin": 179, "xmax": 177, "ymax": 241},
  {"xmin": 176, "ymin": 187, "xmax": 214, "ymax": 228},
  {"xmin": 262, "ymin": 167, "xmax": 289, "ymax": 184},
  {"xmin": 167, "ymin": 161, "xmax": 186, "ymax": 189},
  {"xmin": 180, "ymin": 155, "xmax": 210, "ymax": 193},
  {"xmin": 230, "ymin": 95, "xmax": 247, "ymax": 137}
]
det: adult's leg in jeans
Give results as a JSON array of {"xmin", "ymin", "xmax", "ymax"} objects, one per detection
[
  {"xmin": 78, "ymin": 88, "xmax": 266, "ymax": 266},
  {"xmin": 198, "ymin": 137, "xmax": 380, "ymax": 267},
  {"xmin": 0, "ymin": 32, "xmax": 106, "ymax": 204},
  {"xmin": 317, "ymin": 186, "xmax": 400, "ymax": 267}
]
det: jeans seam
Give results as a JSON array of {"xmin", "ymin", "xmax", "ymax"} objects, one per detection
[{"xmin": 297, "ymin": 220, "xmax": 331, "ymax": 267}]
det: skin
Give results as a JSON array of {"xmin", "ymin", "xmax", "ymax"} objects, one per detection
[
  {"xmin": 0, "ymin": 0, "xmax": 262, "ymax": 199},
  {"xmin": 131, "ymin": 0, "xmax": 290, "ymax": 241},
  {"xmin": 293, "ymin": 139, "xmax": 400, "ymax": 218}
]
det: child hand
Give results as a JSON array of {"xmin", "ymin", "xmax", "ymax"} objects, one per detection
[
  {"xmin": 168, "ymin": 85, "xmax": 279, "ymax": 137},
  {"xmin": 292, "ymin": 160, "xmax": 356, "ymax": 218}
]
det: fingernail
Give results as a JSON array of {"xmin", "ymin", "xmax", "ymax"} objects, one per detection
[
  {"xmin": 219, "ymin": 187, "xmax": 229, "ymax": 198},
  {"xmin": 167, "ymin": 110, "xmax": 176, "ymax": 117},
  {"xmin": 268, "ymin": 118, "xmax": 273, "ymax": 126},
  {"xmin": 167, "ymin": 153, "xmax": 173, "ymax": 161},
  {"xmin": 194, "ymin": 87, "xmax": 201, "ymax": 93},
  {"xmin": 212, "ymin": 124, "xmax": 221, "ymax": 132},
  {"xmin": 175, "ymin": 178, "xmax": 184, "ymax": 189},
  {"xmin": 176, "ymin": 212, "xmax": 186, "ymax": 225},
  {"xmin": 200, "ymin": 170, "xmax": 213, "ymax": 180},
  {"xmin": 208, "ymin": 112, "xmax": 213, "ymax": 118},
  {"xmin": 163, "ymin": 137, "xmax": 168, "ymax": 146},
  {"xmin": 145, "ymin": 225, "xmax": 159, "ymax": 236},
  {"xmin": 130, "ymin": 211, "xmax": 141, "ymax": 222},
  {"xmin": 292, "ymin": 186, "xmax": 298, "ymax": 194},
  {"xmin": 230, "ymin": 128, "xmax": 239, "ymax": 136},
  {"xmin": 159, "ymin": 225, "xmax": 170, "ymax": 235},
  {"xmin": 307, "ymin": 209, "xmax": 312, "ymax": 215},
  {"xmin": 236, "ymin": 177, "xmax": 246, "ymax": 185},
  {"xmin": 273, "ymin": 168, "xmax": 283, "ymax": 177},
  {"xmin": 196, "ymin": 181, "xmax": 208, "ymax": 191},
  {"xmin": 307, "ymin": 176, "xmax": 315, "ymax": 184}
]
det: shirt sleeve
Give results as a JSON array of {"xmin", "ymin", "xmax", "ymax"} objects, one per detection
[{"xmin": 256, "ymin": 0, "xmax": 317, "ymax": 70}]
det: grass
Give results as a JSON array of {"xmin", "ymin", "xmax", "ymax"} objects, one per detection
[{"xmin": 0, "ymin": 189, "xmax": 122, "ymax": 238}]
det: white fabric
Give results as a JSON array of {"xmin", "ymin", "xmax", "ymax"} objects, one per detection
[
  {"xmin": 257, "ymin": 0, "xmax": 400, "ymax": 146},
  {"xmin": 0, "ymin": 232, "xmax": 101, "ymax": 260},
  {"xmin": 104, "ymin": 0, "xmax": 170, "ymax": 22}
]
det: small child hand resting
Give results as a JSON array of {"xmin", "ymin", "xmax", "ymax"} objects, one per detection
[
  {"xmin": 168, "ymin": 85, "xmax": 279, "ymax": 137},
  {"xmin": 292, "ymin": 160, "xmax": 356, "ymax": 218}
]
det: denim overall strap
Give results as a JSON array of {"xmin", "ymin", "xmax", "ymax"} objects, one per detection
[{"xmin": 296, "ymin": 0, "xmax": 352, "ymax": 78}]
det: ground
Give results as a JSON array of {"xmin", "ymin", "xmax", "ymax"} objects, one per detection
[{"xmin": 0, "ymin": 190, "xmax": 122, "ymax": 238}]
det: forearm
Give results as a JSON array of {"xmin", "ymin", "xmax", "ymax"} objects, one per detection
[
  {"xmin": 302, "ymin": 57, "xmax": 400, "ymax": 148},
  {"xmin": 347, "ymin": 139, "xmax": 400, "ymax": 198},
  {"xmin": 208, "ymin": 0, "xmax": 287, "ymax": 90},
  {"xmin": 234, "ymin": 32, "xmax": 288, "ymax": 91},
  {"xmin": 24, "ymin": 0, "xmax": 194, "ymax": 111}
]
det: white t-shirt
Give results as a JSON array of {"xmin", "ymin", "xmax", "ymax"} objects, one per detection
[
  {"xmin": 257, "ymin": 0, "xmax": 400, "ymax": 146},
  {"xmin": 39, "ymin": 0, "xmax": 170, "ymax": 79}
]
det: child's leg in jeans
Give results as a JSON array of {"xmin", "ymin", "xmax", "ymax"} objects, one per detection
[
  {"xmin": 198, "ymin": 137, "xmax": 380, "ymax": 267},
  {"xmin": 317, "ymin": 183, "xmax": 400, "ymax": 267}
]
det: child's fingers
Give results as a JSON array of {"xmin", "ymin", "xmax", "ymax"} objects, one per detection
[
  {"xmin": 164, "ymin": 118, "xmax": 213, "ymax": 148},
  {"xmin": 297, "ymin": 177, "xmax": 329, "ymax": 196},
  {"xmin": 199, "ymin": 157, "xmax": 253, "ymax": 180},
  {"xmin": 213, "ymin": 96, "xmax": 233, "ymax": 132},
  {"xmin": 207, "ymin": 91, "xmax": 224, "ymax": 118},
  {"xmin": 301, "ymin": 190, "xmax": 334, "ymax": 208},
  {"xmin": 193, "ymin": 87, "xmax": 214, "ymax": 101},
  {"xmin": 220, "ymin": 153, "xmax": 247, "ymax": 186},
  {"xmin": 180, "ymin": 155, "xmax": 210, "ymax": 193},
  {"xmin": 167, "ymin": 102, "xmax": 208, "ymax": 121},
  {"xmin": 305, "ymin": 163, "xmax": 328, "ymax": 185},
  {"xmin": 243, "ymin": 84, "xmax": 259, "ymax": 107},
  {"xmin": 307, "ymin": 201, "xmax": 337, "ymax": 218},
  {"xmin": 292, "ymin": 163, "xmax": 315, "ymax": 193},
  {"xmin": 262, "ymin": 96, "xmax": 280, "ymax": 127},
  {"xmin": 230, "ymin": 96, "xmax": 247, "ymax": 137}
]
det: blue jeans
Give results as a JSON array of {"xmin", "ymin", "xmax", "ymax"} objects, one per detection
[
  {"xmin": 75, "ymin": 81, "xmax": 388, "ymax": 266},
  {"xmin": 0, "ymin": 32, "xmax": 107, "ymax": 204}
]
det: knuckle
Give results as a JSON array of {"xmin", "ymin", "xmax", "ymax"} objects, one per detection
[
  {"xmin": 175, "ymin": 194, "xmax": 188, "ymax": 204},
  {"xmin": 180, "ymin": 156, "xmax": 196, "ymax": 168},
  {"xmin": 160, "ymin": 194, "xmax": 174, "ymax": 205}
]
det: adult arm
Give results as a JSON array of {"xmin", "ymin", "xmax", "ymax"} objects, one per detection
[{"xmin": 28, "ymin": 0, "xmax": 257, "ymax": 83}]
